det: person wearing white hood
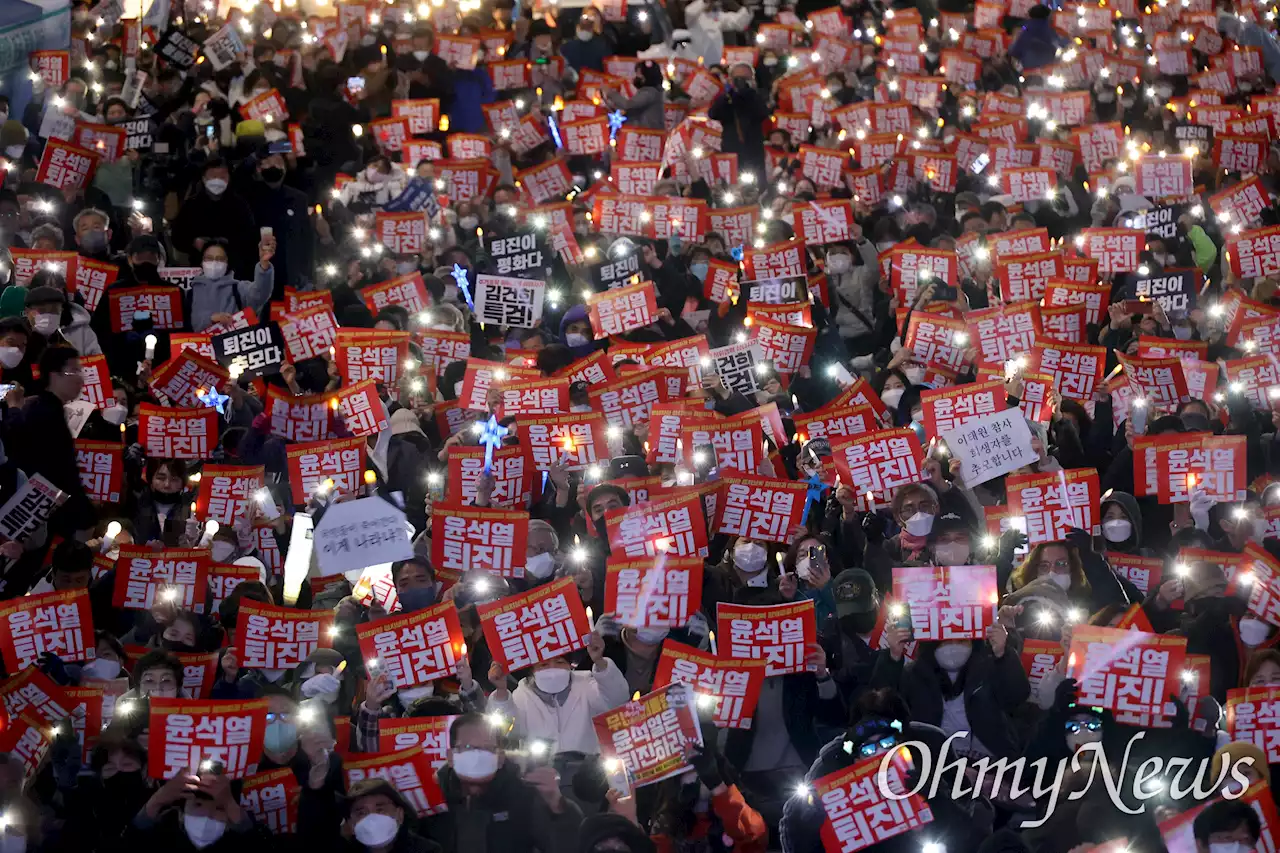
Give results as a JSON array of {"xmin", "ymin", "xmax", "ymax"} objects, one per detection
[
  {"xmin": 681, "ymin": 0, "xmax": 752, "ymax": 68},
  {"xmin": 484, "ymin": 631, "xmax": 629, "ymax": 756}
]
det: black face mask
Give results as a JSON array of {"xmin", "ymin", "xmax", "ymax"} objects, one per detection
[
  {"xmin": 841, "ymin": 612, "xmax": 879, "ymax": 637},
  {"xmin": 132, "ymin": 262, "xmax": 159, "ymax": 282},
  {"xmin": 261, "ymin": 166, "xmax": 285, "ymax": 184},
  {"xmin": 102, "ymin": 770, "xmax": 148, "ymax": 803},
  {"xmin": 162, "ymin": 639, "xmax": 196, "ymax": 653},
  {"xmin": 151, "ymin": 490, "xmax": 180, "ymax": 506}
]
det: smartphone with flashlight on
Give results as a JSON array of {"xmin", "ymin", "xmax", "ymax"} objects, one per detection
[
  {"xmin": 347, "ymin": 76, "xmax": 366, "ymax": 93},
  {"xmin": 205, "ymin": 125, "xmax": 214, "ymax": 139},
  {"xmin": 889, "ymin": 602, "xmax": 913, "ymax": 639},
  {"xmin": 1131, "ymin": 401, "xmax": 1148, "ymax": 435},
  {"xmin": 970, "ymin": 152, "xmax": 989, "ymax": 174}
]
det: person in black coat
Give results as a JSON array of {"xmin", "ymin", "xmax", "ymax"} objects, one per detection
[
  {"xmin": 335, "ymin": 779, "xmax": 442, "ymax": 853},
  {"xmin": 7, "ymin": 346, "xmax": 96, "ymax": 538},
  {"xmin": 170, "ymin": 158, "xmax": 260, "ymax": 278},
  {"xmin": 243, "ymin": 153, "xmax": 314, "ymax": 298},
  {"xmin": 708, "ymin": 66, "xmax": 769, "ymax": 179},
  {"xmin": 123, "ymin": 763, "xmax": 270, "ymax": 853}
]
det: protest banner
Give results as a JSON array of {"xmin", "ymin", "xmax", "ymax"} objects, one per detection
[
  {"xmin": 813, "ymin": 753, "xmax": 934, "ymax": 851},
  {"xmin": 940, "ymin": 407, "xmax": 1038, "ymax": 488},
  {"xmin": 830, "ymin": 428, "xmax": 924, "ymax": 509},
  {"xmin": 605, "ymin": 492, "xmax": 709, "ymax": 559},
  {"xmin": 604, "ymin": 556, "xmax": 704, "ymax": 629},
  {"xmin": 194, "ymin": 465, "xmax": 264, "ymax": 525},
  {"xmin": 75, "ymin": 440, "xmax": 123, "ymax": 503},
  {"xmin": 285, "ymin": 436, "xmax": 365, "ymax": 502},
  {"xmin": 891, "ymin": 565, "xmax": 998, "ymax": 641},
  {"xmin": 430, "ymin": 503, "xmax": 529, "ymax": 578},
  {"xmin": 1226, "ymin": 686, "xmax": 1280, "ymax": 763},
  {"xmin": 653, "ymin": 640, "xmax": 766, "ymax": 729},
  {"xmin": 147, "ymin": 698, "xmax": 268, "ymax": 779},
  {"xmin": 313, "ymin": 496, "xmax": 413, "ymax": 574},
  {"xmin": 236, "ymin": 601, "xmax": 334, "ymax": 670},
  {"xmin": 356, "ymin": 602, "xmax": 465, "ymax": 688},
  {"xmin": 446, "ymin": 445, "xmax": 533, "ymax": 508},
  {"xmin": 477, "ymin": 577, "xmax": 591, "ymax": 671},
  {"xmin": 0, "ymin": 589, "xmax": 94, "ymax": 672},
  {"xmin": 920, "ymin": 380, "xmax": 1007, "ymax": 437},
  {"xmin": 681, "ymin": 410, "xmax": 765, "ymax": 474},
  {"xmin": 715, "ymin": 473, "xmax": 807, "ymax": 542},
  {"xmin": 112, "ymin": 547, "xmax": 210, "ymax": 611},
  {"xmin": 1006, "ymin": 469, "xmax": 1101, "ymax": 543},
  {"xmin": 592, "ymin": 683, "xmax": 703, "ymax": 786},
  {"xmin": 1066, "ymin": 625, "xmax": 1187, "ymax": 716},
  {"xmin": 138, "ymin": 404, "xmax": 217, "ymax": 460},
  {"xmin": 344, "ymin": 747, "xmax": 446, "ymax": 815},
  {"xmin": 716, "ymin": 600, "xmax": 816, "ymax": 676},
  {"xmin": 239, "ymin": 768, "xmax": 300, "ymax": 834},
  {"xmin": 1133, "ymin": 433, "xmax": 1248, "ymax": 503}
]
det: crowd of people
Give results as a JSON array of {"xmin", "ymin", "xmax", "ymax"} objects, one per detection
[{"xmin": 3, "ymin": 0, "xmax": 1280, "ymax": 850}]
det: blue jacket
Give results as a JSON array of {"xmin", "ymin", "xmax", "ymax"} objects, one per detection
[
  {"xmin": 447, "ymin": 68, "xmax": 496, "ymax": 134},
  {"xmin": 1009, "ymin": 18, "xmax": 1067, "ymax": 69}
]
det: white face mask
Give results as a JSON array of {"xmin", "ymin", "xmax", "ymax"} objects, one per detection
[
  {"xmin": 903, "ymin": 511, "xmax": 934, "ymax": 537},
  {"xmin": 533, "ymin": 667, "xmax": 572, "ymax": 694},
  {"xmin": 733, "ymin": 541, "xmax": 767, "ymax": 573},
  {"xmin": 413, "ymin": 50, "xmax": 430, "ymax": 60},
  {"xmin": 905, "ymin": 367, "xmax": 926, "ymax": 385},
  {"xmin": 202, "ymin": 260, "xmax": 228, "ymax": 278},
  {"xmin": 880, "ymin": 387, "xmax": 905, "ymax": 410},
  {"xmin": 635, "ymin": 627, "xmax": 669, "ymax": 644},
  {"xmin": 577, "ymin": 28, "xmax": 595, "ymax": 40},
  {"xmin": 935, "ymin": 643, "xmax": 971, "ymax": 672},
  {"xmin": 1208, "ymin": 844, "xmax": 1251, "ymax": 853},
  {"xmin": 0, "ymin": 347, "xmax": 22, "ymax": 369},
  {"xmin": 459, "ymin": 215, "xmax": 479, "ymax": 230},
  {"xmin": 932, "ymin": 542, "xmax": 969, "ymax": 566},
  {"xmin": 81, "ymin": 658, "xmax": 122, "ymax": 680},
  {"xmin": 1101, "ymin": 518, "xmax": 1132, "ymax": 543},
  {"xmin": 32, "ymin": 314, "xmax": 59, "ymax": 336},
  {"xmin": 1049, "ymin": 571, "xmax": 1072, "ymax": 590},
  {"xmin": 211, "ymin": 541, "xmax": 235, "ymax": 562},
  {"xmin": 1173, "ymin": 325, "xmax": 1194, "ymax": 340},
  {"xmin": 525, "ymin": 552, "xmax": 556, "ymax": 579},
  {"xmin": 826, "ymin": 255, "xmax": 851, "ymax": 274},
  {"xmin": 353, "ymin": 814, "xmax": 399, "ymax": 847},
  {"xmin": 204, "ymin": 178, "xmax": 228, "ymax": 196},
  {"xmin": 1240, "ymin": 616, "xmax": 1271, "ymax": 647},
  {"xmin": 565, "ymin": 332, "xmax": 589, "ymax": 347},
  {"xmin": 453, "ymin": 381, "xmax": 464, "ymax": 397},
  {"xmin": 4, "ymin": 145, "xmax": 24, "ymax": 159},
  {"xmin": 103, "ymin": 404, "xmax": 128, "ymax": 426},
  {"xmin": 453, "ymin": 748, "xmax": 500, "ymax": 780},
  {"xmin": 183, "ymin": 815, "xmax": 227, "ymax": 849},
  {"xmin": 366, "ymin": 166, "xmax": 388, "ymax": 183}
]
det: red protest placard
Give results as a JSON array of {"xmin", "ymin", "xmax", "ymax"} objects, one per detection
[
  {"xmin": 1027, "ymin": 339, "xmax": 1106, "ymax": 402},
  {"xmin": 334, "ymin": 328, "xmax": 411, "ymax": 389},
  {"xmin": 35, "ymin": 139, "xmax": 100, "ymax": 190},
  {"xmin": 797, "ymin": 199, "xmax": 856, "ymax": 245},
  {"xmin": 210, "ymin": 564, "xmax": 260, "ymax": 613},
  {"xmin": 920, "ymin": 380, "xmax": 1007, "ymax": 437},
  {"xmin": 587, "ymin": 281, "xmax": 657, "ymax": 338},
  {"xmin": 335, "ymin": 379, "xmax": 391, "ymax": 437},
  {"xmin": 1210, "ymin": 175, "xmax": 1271, "ymax": 228},
  {"xmin": 1226, "ymin": 686, "xmax": 1280, "ymax": 763},
  {"xmin": 589, "ymin": 366, "xmax": 679, "ymax": 427},
  {"xmin": 172, "ymin": 651, "xmax": 220, "ymax": 699},
  {"xmin": 344, "ymin": 747, "xmax": 445, "ymax": 815},
  {"xmin": 280, "ymin": 304, "xmax": 339, "ymax": 363},
  {"xmin": 1067, "ymin": 625, "xmax": 1187, "ymax": 716},
  {"xmin": 194, "ymin": 465, "xmax": 264, "ymax": 525},
  {"xmin": 0, "ymin": 589, "xmax": 94, "ymax": 671},
  {"xmin": 830, "ymin": 428, "xmax": 924, "ymax": 509},
  {"xmin": 717, "ymin": 600, "xmax": 816, "ymax": 676},
  {"xmin": 797, "ymin": 402, "xmax": 879, "ymax": 443},
  {"xmin": 108, "ymin": 285, "xmax": 184, "ymax": 332},
  {"xmin": 73, "ymin": 121, "xmax": 125, "ymax": 162},
  {"xmin": 477, "ymin": 576, "xmax": 591, "ymax": 671},
  {"xmin": 903, "ymin": 312, "xmax": 969, "ymax": 373},
  {"xmin": 446, "ymin": 445, "xmax": 532, "ymax": 508},
  {"xmin": 357, "ymin": 602, "xmax": 465, "ymax": 688},
  {"xmin": 498, "ymin": 375, "xmax": 569, "ymax": 417},
  {"xmin": 239, "ymin": 768, "xmax": 300, "ymax": 834},
  {"xmin": 1133, "ymin": 433, "xmax": 1248, "ymax": 503},
  {"xmin": 887, "ymin": 246, "xmax": 958, "ymax": 307},
  {"xmin": 996, "ymin": 250, "xmax": 1062, "ymax": 303},
  {"xmin": 138, "ymin": 404, "xmax": 217, "ymax": 460},
  {"xmin": 967, "ymin": 301, "xmax": 1040, "ymax": 364},
  {"xmin": 360, "ymin": 269, "xmax": 431, "ymax": 315},
  {"xmin": 1043, "ymin": 279, "xmax": 1108, "ymax": 327},
  {"xmin": 1080, "ymin": 228, "xmax": 1145, "ymax": 274},
  {"xmin": 64, "ymin": 685, "xmax": 104, "ymax": 762},
  {"xmin": 814, "ymin": 753, "xmax": 934, "ymax": 852},
  {"xmin": 372, "ymin": 716, "xmax": 456, "ymax": 759},
  {"xmin": 236, "ymin": 601, "xmax": 334, "ymax": 670},
  {"xmin": 285, "ymin": 436, "xmax": 365, "ymax": 502},
  {"xmin": 891, "ymin": 565, "xmax": 998, "ymax": 641},
  {"xmin": 653, "ymin": 640, "xmax": 766, "ymax": 729},
  {"xmin": 1226, "ymin": 354, "xmax": 1280, "ymax": 410},
  {"xmin": 374, "ymin": 211, "xmax": 427, "ymax": 254},
  {"xmin": 716, "ymin": 473, "xmax": 807, "ymax": 542},
  {"xmin": 681, "ymin": 410, "xmax": 764, "ymax": 474},
  {"xmin": 1136, "ymin": 156, "xmax": 1193, "ymax": 199},
  {"xmin": 148, "ymin": 698, "xmax": 268, "ymax": 779},
  {"xmin": 1116, "ymin": 353, "xmax": 1189, "ymax": 411},
  {"xmin": 606, "ymin": 492, "xmax": 709, "ymax": 559},
  {"xmin": 1001, "ymin": 167, "xmax": 1058, "ymax": 203},
  {"xmin": 148, "ymin": 350, "xmax": 228, "ymax": 408},
  {"xmin": 1237, "ymin": 543, "xmax": 1280, "ymax": 628},
  {"xmin": 604, "ymin": 556, "xmax": 704, "ymax": 629},
  {"xmin": 392, "ymin": 98, "xmax": 440, "ymax": 135},
  {"xmin": 69, "ymin": 255, "xmax": 118, "ymax": 313},
  {"xmin": 418, "ymin": 329, "xmax": 471, "ymax": 378},
  {"xmin": 112, "ymin": 546, "xmax": 210, "ymax": 611},
  {"xmin": 457, "ymin": 358, "xmax": 541, "ymax": 412},
  {"xmin": 594, "ymin": 684, "xmax": 704, "ymax": 788},
  {"xmin": 1107, "ymin": 552, "xmax": 1163, "ymax": 596},
  {"xmin": 75, "ymin": 439, "xmax": 122, "ymax": 503},
  {"xmin": 754, "ymin": 317, "xmax": 817, "ymax": 384},
  {"xmin": 519, "ymin": 412, "xmax": 611, "ymax": 472},
  {"xmin": 430, "ymin": 503, "xmax": 529, "ymax": 578},
  {"xmin": 1005, "ymin": 468, "xmax": 1101, "ymax": 543},
  {"xmin": 0, "ymin": 713, "xmax": 52, "ymax": 783},
  {"xmin": 1021, "ymin": 638, "xmax": 1065, "ymax": 696}
]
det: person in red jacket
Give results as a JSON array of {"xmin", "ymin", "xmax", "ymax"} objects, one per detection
[{"xmin": 648, "ymin": 743, "xmax": 768, "ymax": 853}]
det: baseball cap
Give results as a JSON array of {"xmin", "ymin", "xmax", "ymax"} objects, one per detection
[{"xmin": 832, "ymin": 568, "xmax": 878, "ymax": 617}]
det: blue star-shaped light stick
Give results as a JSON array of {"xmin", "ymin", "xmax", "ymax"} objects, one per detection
[
  {"xmin": 476, "ymin": 415, "xmax": 509, "ymax": 475},
  {"xmin": 197, "ymin": 386, "xmax": 231, "ymax": 415},
  {"xmin": 801, "ymin": 471, "xmax": 830, "ymax": 525},
  {"xmin": 451, "ymin": 264, "xmax": 474, "ymax": 310},
  {"xmin": 607, "ymin": 109, "xmax": 627, "ymax": 142},
  {"xmin": 730, "ymin": 244, "xmax": 745, "ymax": 262}
]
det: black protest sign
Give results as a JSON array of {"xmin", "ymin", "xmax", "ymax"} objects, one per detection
[
  {"xmin": 486, "ymin": 230, "xmax": 548, "ymax": 278},
  {"xmin": 590, "ymin": 251, "xmax": 642, "ymax": 290},
  {"xmin": 212, "ymin": 323, "xmax": 287, "ymax": 378},
  {"xmin": 1122, "ymin": 268, "xmax": 1199, "ymax": 319},
  {"xmin": 743, "ymin": 275, "xmax": 806, "ymax": 304},
  {"xmin": 157, "ymin": 27, "xmax": 200, "ymax": 69},
  {"xmin": 1174, "ymin": 124, "xmax": 1213, "ymax": 154},
  {"xmin": 121, "ymin": 117, "xmax": 153, "ymax": 151},
  {"xmin": 708, "ymin": 340, "xmax": 764, "ymax": 396},
  {"xmin": 1127, "ymin": 204, "xmax": 1183, "ymax": 241}
]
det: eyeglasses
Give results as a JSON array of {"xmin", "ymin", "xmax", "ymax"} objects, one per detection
[
  {"xmin": 1038, "ymin": 559, "xmax": 1071, "ymax": 571},
  {"xmin": 858, "ymin": 735, "xmax": 897, "ymax": 757},
  {"xmin": 1064, "ymin": 719, "xmax": 1102, "ymax": 734},
  {"xmin": 266, "ymin": 711, "xmax": 294, "ymax": 723},
  {"xmin": 453, "ymin": 744, "xmax": 495, "ymax": 754}
]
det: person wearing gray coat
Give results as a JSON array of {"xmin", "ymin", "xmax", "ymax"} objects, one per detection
[
  {"xmin": 602, "ymin": 59, "xmax": 666, "ymax": 130},
  {"xmin": 188, "ymin": 235, "xmax": 275, "ymax": 332}
]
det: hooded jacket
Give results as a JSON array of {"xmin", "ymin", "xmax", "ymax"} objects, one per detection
[{"xmin": 188, "ymin": 263, "xmax": 274, "ymax": 332}]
